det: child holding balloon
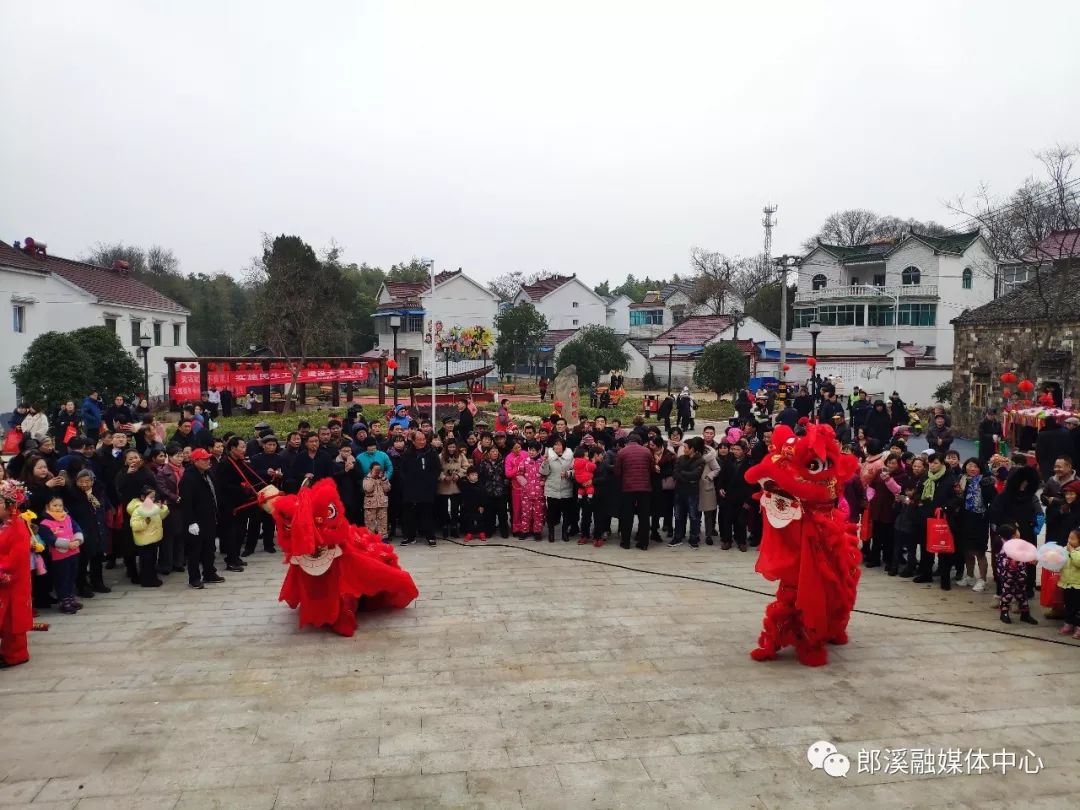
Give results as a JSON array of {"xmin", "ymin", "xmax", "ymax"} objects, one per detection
[{"xmin": 1058, "ymin": 530, "xmax": 1080, "ymax": 638}]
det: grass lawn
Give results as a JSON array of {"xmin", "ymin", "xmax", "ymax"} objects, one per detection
[
  {"xmin": 213, "ymin": 405, "xmax": 393, "ymax": 438},
  {"xmin": 488, "ymin": 396, "xmax": 734, "ymax": 426}
]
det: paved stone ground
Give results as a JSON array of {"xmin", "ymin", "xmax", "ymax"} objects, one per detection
[{"xmin": 2, "ymin": 539, "xmax": 1079, "ymax": 809}]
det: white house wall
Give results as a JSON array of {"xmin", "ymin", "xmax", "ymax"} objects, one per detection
[
  {"xmin": 533, "ymin": 279, "xmax": 607, "ymax": 330},
  {"xmin": 2, "ymin": 267, "xmax": 192, "ymax": 404},
  {"xmin": 606, "ymin": 295, "xmax": 631, "ymax": 332}
]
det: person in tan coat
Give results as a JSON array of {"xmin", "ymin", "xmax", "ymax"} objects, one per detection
[
  {"xmin": 698, "ymin": 446, "xmax": 721, "ymax": 545},
  {"xmin": 362, "ymin": 462, "xmax": 391, "ymax": 538}
]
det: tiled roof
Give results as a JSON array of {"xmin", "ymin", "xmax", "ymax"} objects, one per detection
[
  {"xmin": 539, "ymin": 328, "xmax": 579, "ymax": 351},
  {"xmin": 659, "ymin": 282, "xmax": 696, "ymax": 300},
  {"xmin": 651, "ymin": 315, "xmax": 733, "ymax": 344},
  {"xmin": 816, "ymin": 240, "xmax": 895, "ymax": 264},
  {"xmin": 909, "ymin": 229, "xmax": 981, "ymax": 255},
  {"xmin": 626, "ymin": 338, "xmax": 651, "ymax": 358},
  {"xmin": 382, "ymin": 271, "xmax": 459, "ymax": 304},
  {"xmin": 1021, "ymin": 229, "xmax": 1080, "ymax": 262},
  {"xmin": 952, "ymin": 266, "xmax": 1080, "ymax": 326},
  {"xmin": 521, "ymin": 274, "xmax": 575, "ymax": 300},
  {"xmin": 0, "ymin": 240, "xmax": 50, "ymax": 273},
  {"xmin": 0, "ymin": 240, "xmax": 188, "ymax": 313}
]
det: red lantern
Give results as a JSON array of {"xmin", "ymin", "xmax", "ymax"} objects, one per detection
[
  {"xmin": 806, "ymin": 357, "xmax": 817, "ymax": 367},
  {"xmin": 782, "ymin": 364, "xmax": 791, "ymax": 372},
  {"xmin": 321, "ymin": 362, "xmax": 332, "ymax": 370},
  {"xmin": 387, "ymin": 359, "xmax": 398, "ymax": 370},
  {"xmin": 1002, "ymin": 388, "xmax": 1013, "ymax": 399},
  {"xmin": 1018, "ymin": 379, "xmax": 1035, "ymax": 393},
  {"xmin": 1000, "ymin": 372, "xmax": 1017, "ymax": 384}
]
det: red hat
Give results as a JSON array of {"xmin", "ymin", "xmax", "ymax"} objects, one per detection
[
  {"xmin": 191, "ymin": 448, "xmax": 211, "ymax": 461},
  {"xmin": 554, "ymin": 400, "xmax": 564, "ymax": 409}
]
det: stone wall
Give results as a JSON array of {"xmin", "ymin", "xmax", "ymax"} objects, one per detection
[{"xmin": 952, "ymin": 321, "xmax": 1079, "ymax": 435}]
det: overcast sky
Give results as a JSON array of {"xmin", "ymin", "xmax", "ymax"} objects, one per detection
[{"xmin": 2, "ymin": 1, "xmax": 1078, "ymax": 285}]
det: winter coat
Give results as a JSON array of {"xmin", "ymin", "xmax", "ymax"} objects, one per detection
[
  {"xmin": 1035, "ymin": 426, "xmax": 1074, "ymax": 479},
  {"xmin": 850, "ymin": 399, "xmax": 872, "ymax": 430},
  {"xmin": 179, "ymin": 465, "xmax": 218, "ymax": 538},
  {"xmin": 698, "ymin": 448, "xmax": 721, "ymax": 512},
  {"xmin": 20, "ymin": 412, "xmax": 49, "ymax": 442},
  {"xmin": 988, "ymin": 466, "xmax": 1043, "ymax": 542},
  {"xmin": 657, "ymin": 396, "xmax": 674, "ymax": 420},
  {"xmin": 818, "ymin": 398, "xmax": 844, "ymax": 424},
  {"xmin": 1045, "ymin": 500, "xmax": 1080, "ymax": 544},
  {"xmin": 287, "ymin": 450, "xmax": 335, "ymax": 491},
  {"xmin": 103, "ymin": 404, "xmax": 135, "ymax": 433},
  {"xmin": 504, "ymin": 450, "xmax": 527, "ymax": 490},
  {"xmin": 81, "ymin": 396, "xmax": 104, "ymax": 433},
  {"xmin": 362, "ymin": 474, "xmax": 390, "ymax": 510},
  {"xmin": 1059, "ymin": 546, "xmax": 1080, "ymax": 590},
  {"xmin": 955, "ymin": 473, "xmax": 996, "ymax": 546},
  {"xmin": 868, "ymin": 469, "xmax": 903, "ymax": 524},
  {"xmin": 541, "ymin": 448, "xmax": 574, "ymax": 499},
  {"xmin": 926, "ymin": 424, "xmax": 954, "ymax": 453},
  {"xmin": 650, "ymin": 448, "xmax": 676, "ymax": 494},
  {"xmin": 52, "ymin": 409, "xmax": 80, "ymax": 446},
  {"xmin": 864, "ymin": 405, "xmax": 893, "ymax": 446},
  {"xmin": 437, "ymin": 451, "xmax": 467, "ymax": 496},
  {"xmin": 127, "ymin": 499, "xmax": 169, "ymax": 546},
  {"xmin": 332, "ymin": 456, "xmax": 364, "ymax": 512},
  {"xmin": 978, "ymin": 418, "xmax": 1003, "ymax": 464},
  {"xmin": 614, "ymin": 441, "xmax": 653, "ymax": 493},
  {"xmin": 776, "ymin": 407, "xmax": 799, "ymax": 428},
  {"xmin": 458, "ymin": 478, "xmax": 485, "ymax": 515},
  {"xmin": 397, "ymin": 446, "xmax": 442, "ymax": 504},
  {"xmin": 673, "ymin": 453, "xmax": 705, "ymax": 497},
  {"xmin": 480, "ymin": 458, "xmax": 507, "ymax": 498}
]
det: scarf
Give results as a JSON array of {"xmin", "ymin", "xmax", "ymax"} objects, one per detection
[
  {"xmin": 922, "ymin": 466, "xmax": 946, "ymax": 502},
  {"xmin": 964, "ymin": 474, "xmax": 985, "ymax": 514}
]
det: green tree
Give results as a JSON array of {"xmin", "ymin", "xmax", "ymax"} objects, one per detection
[
  {"xmin": 339, "ymin": 262, "xmax": 387, "ymax": 353},
  {"xmin": 248, "ymin": 234, "xmax": 347, "ymax": 407},
  {"xmin": 11, "ymin": 332, "xmax": 93, "ymax": 408},
  {"xmin": 69, "ymin": 327, "xmax": 142, "ymax": 398},
  {"xmin": 693, "ymin": 341, "xmax": 749, "ymax": 397},
  {"xmin": 387, "ymin": 259, "xmax": 432, "ymax": 283},
  {"xmin": 593, "ymin": 280, "xmax": 612, "ymax": 298},
  {"xmin": 556, "ymin": 325, "xmax": 630, "ymax": 386},
  {"xmin": 744, "ymin": 282, "xmax": 796, "ymax": 339},
  {"xmin": 493, "ymin": 303, "xmax": 548, "ymax": 379},
  {"xmin": 932, "ymin": 380, "xmax": 953, "ymax": 404}
]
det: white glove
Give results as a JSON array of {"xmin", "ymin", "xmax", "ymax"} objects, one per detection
[
  {"xmin": 188, "ymin": 523, "xmax": 200, "ymax": 536},
  {"xmin": 73, "ymin": 532, "xmax": 84, "ymax": 543}
]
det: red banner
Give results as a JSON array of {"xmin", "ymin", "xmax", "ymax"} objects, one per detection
[{"xmin": 172, "ymin": 361, "xmax": 377, "ymax": 402}]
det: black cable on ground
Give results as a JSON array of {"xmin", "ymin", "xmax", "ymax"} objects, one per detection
[{"xmin": 442, "ymin": 538, "xmax": 1080, "ymax": 649}]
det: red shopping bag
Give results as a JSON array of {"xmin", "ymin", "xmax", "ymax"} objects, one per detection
[
  {"xmin": 2, "ymin": 428, "xmax": 23, "ymax": 454},
  {"xmin": 859, "ymin": 506, "xmax": 873, "ymax": 541},
  {"xmin": 1040, "ymin": 568, "xmax": 1065, "ymax": 609},
  {"xmin": 63, "ymin": 423, "xmax": 77, "ymax": 445},
  {"xmin": 925, "ymin": 508, "xmax": 954, "ymax": 554}
]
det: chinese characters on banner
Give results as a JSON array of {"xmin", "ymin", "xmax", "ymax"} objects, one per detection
[{"xmin": 172, "ymin": 362, "xmax": 377, "ymax": 402}]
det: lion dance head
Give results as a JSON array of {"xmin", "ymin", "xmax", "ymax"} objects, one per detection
[{"xmin": 745, "ymin": 423, "xmax": 857, "ymax": 505}]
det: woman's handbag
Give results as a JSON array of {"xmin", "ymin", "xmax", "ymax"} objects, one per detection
[{"xmin": 925, "ymin": 508, "xmax": 955, "ymax": 554}]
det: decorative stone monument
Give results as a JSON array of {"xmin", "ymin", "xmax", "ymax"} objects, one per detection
[{"xmin": 553, "ymin": 365, "xmax": 580, "ymax": 424}]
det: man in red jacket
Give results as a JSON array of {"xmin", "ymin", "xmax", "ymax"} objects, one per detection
[{"xmin": 614, "ymin": 435, "xmax": 653, "ymax": 550}]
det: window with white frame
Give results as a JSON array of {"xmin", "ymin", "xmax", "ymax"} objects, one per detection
[
  {"xmin": 962, "ymin": 267, "xmax": 973, "ymax": 289},
  {"xmin": 811, "ymin": 274, "xmax": 827, "ymax": 291},
  {"xmin": 173, "ymin": 323, "xmax": 182, "ymax": 346},
  {"xmin": 131, "ymin": 319, "xmax": 142, "ymax": 346},
  {"xmin": 104, "ymin": 317, "xmax": 117, "ymax": 334},
  {"xmin": 12, "ymin": 304, "xmax": 25, "ymax": 333},
  {"xmin": 153, "ymin": 322, "xmax": 162, "ymax": 346},
  {"xmin": 901, "ymin": 266, "xmax": 921, "ymax": 285}
]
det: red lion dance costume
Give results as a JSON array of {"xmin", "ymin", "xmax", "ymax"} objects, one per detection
[
  {"xmin": 272, "ymin": 479, "xmax": 418, "ymax": 636},
  {"xmin": 745, "ymin": 423, "xmax": 861, "ymax": 667}
]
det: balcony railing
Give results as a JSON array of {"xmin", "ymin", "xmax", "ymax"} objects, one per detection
[{"xmin": 794, "ymin": 284, "xmax": 938, "ymax": 303}]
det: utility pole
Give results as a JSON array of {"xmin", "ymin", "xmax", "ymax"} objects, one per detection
[{"xmin": 762, "ymin": 204, "xmax": 784, "ymax": 403}]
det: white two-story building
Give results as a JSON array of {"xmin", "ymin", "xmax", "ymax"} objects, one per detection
[
  {"xmin": 373, "ymin": 270, "xmax": 500, "ymax": 378},
  {"xmin": 785, "ymin": 229, "xmax": 996, "ymax": 401},
  {"xmin": 1, "ymin": 239, "xmax": 193, "ymax": 406},
  {"xmin": 513, "ymin": 274, "xmax": 609, "ymax": 331}
]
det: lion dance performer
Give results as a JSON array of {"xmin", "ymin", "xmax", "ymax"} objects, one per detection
[
  {"xmin": 272, "ymin": 479, "xmax": 418, "ymax": 637},
  {"xmin": 744, "ymin": 422, "xmax": 861, "ymax": 667}
]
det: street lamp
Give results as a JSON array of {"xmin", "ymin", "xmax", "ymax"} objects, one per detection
[
  {"xmin": 389, "ymin": 314, "xmax": 402, "ymax": 406},
  {"xmin": 138, "ymin": 334, "xmax": 152, "ymax": 402},
  {"xmin": 420, "ymin": 257, "xmax": 436, "ymax": 422},
  {"xmin": 808, "ymin": 319, "xmax": 822, "ymax": 421},
  {"xmin": 666, "ymin": 342, "xmax": 675, "ymax": 396}
]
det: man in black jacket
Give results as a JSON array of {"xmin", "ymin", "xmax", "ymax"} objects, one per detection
[
  {"xmin": 1035, "ymin": 416, "xmax": 1074, "ymax": 479},
  {"xmin": 213, "ymin": 437, "xmax": 260, "ymax": 570},
  {"xmin": 396, "ymin": 431, "xmax": 442, "ymax": 546},
  {"xmin": 287, "ymin": 433, "xmax": 334, "ymax": 492},
  {"xmin": 103, "ymin": 395, "xmax": 136, "ymax": 433},
  {"xmin": 248, "ymin": 435, "xmax": 283, "ymax": 553},
  {"xmin": 180, "ymin": 449, "xmax": 225, "ymax": 588}
]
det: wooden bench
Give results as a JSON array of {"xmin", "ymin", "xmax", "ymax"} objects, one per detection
[{"xmin": 500, "ymin": 384, "xmax": 517, "ymax": 395}]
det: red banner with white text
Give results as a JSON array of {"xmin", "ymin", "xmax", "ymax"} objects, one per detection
[{"xmin": 172, "ymin": 362, "xmax": 378, "ymax": 402}]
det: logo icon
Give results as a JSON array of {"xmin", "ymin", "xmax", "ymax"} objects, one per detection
[{"xmin": 807, "ymin": 741, "xmax": 848, "ymax": 778}]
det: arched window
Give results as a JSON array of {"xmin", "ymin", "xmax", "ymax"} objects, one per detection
[
  {"xmin": 812, "ymin": 274, "xmax": 827, "ymax": 291},
  {"xmin": 962, "ymin": 267, "xmax": 973, "ymax": 289},
  {"xmin": 902, "ymin": 266, "xmax": 921, "ymax": 286}
]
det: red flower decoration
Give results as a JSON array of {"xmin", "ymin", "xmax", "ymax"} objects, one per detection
[
  {"xmin": 1018, "ymin": 379, "xmax": 1035, "ymax": 393},
  {"xmin": 387, "ymin": 359, "xmax": 398, "ymax": 370}
]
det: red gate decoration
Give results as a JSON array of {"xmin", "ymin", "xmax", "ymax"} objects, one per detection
[{"xmin": 172, "ymin": 361, "xmax": 378, "ymax": 402}]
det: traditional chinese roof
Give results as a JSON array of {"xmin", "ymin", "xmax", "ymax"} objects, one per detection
[
  {"xmin": 0, "ymin": 240, "xmax": 188, "ymax": 313},
  {"xmin": 908, "ymin": 229, "xmax": 981, "ymax": 255},
  {"xmin": 382, "ymin": 271, "xmax": 459, "ymax": 304},
  {"xmin": 815, "ymin": 239, "xmax": 895, "ymax": 264},
  {"xmin": 651, "ymin": 314, "xmax": 733, "ymax": 344},
  {"xmin": 520, "ymin": 274, "xmax": 575, "ymax": 300},
  {"xmin": 952, "ymin": 265, "xmax": 1080, "ymax": 326}
]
